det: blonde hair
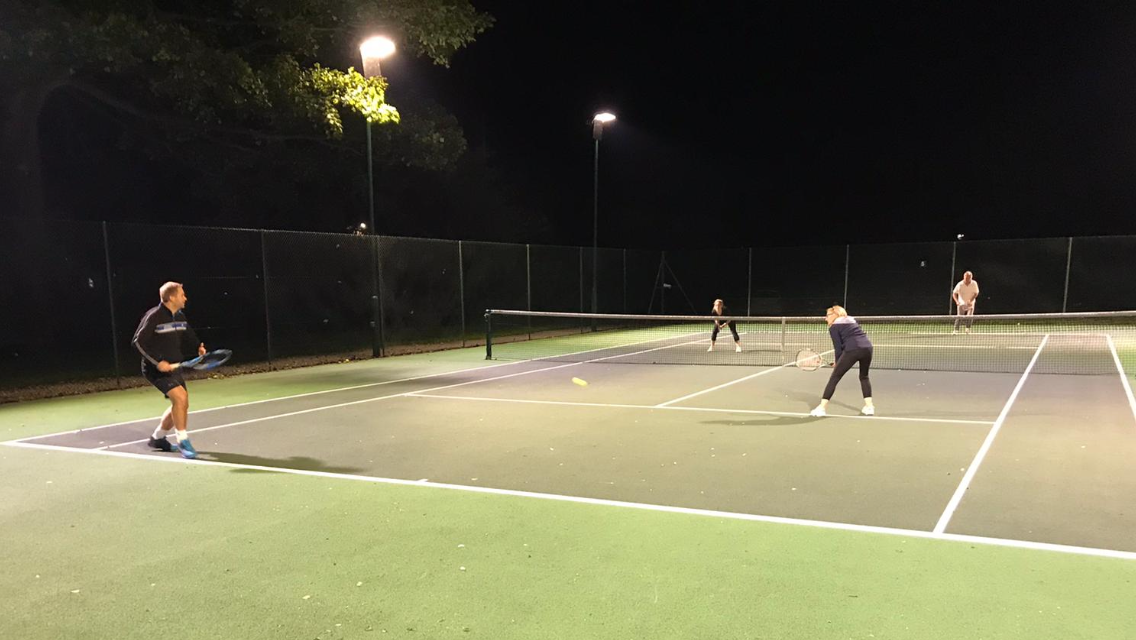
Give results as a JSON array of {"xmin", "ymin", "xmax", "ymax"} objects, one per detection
[
  {"xmin": 160, "ymin": 281, "xmax": 183, "ymax": 303},
  {"xmin": 712, "ymin": 298, "xmax": 724, "ymax": 311},
  {"xmin": 826, "ymin": 305, "xmax": 848, "ymax": 318}
]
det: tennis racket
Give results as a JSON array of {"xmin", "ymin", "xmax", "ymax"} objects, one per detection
[
  {"xmin": 794, "ymin": 348, "xmax": 827, "ymax": 371},
  {"xmin": 175, "ymin": 349, "xmax": 233, "ymax": 371}
]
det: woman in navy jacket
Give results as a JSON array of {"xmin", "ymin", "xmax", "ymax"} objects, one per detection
[{"xmin": 810, "ymin": 305, "xmax": 875, "ymax": 417}]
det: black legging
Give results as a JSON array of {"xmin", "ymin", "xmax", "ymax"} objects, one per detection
[
  {"xmin": 822, "ymin": 347, "xmax": 873, "ymax": 400},
  {"xmin": 711, "ymin": 321, "xmax": 740, "ymax": 342}
]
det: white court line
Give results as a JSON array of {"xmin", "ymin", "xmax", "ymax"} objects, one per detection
[
  {"xmin": 910, "ymin": 331, "xmax": 1107, "ymax": 337},
  {"xmin": 729, "ymin": 341, "xmax": 1040, "ymax": 351},
  {"xmin": 1105, "ymin": 334, "xmax": 1136, "ymax": 426},
  {"xmin": 409, "ymin": 393, "xmax": 994, "ymax": 426},
  {"xmin": 8, "ymin": 358, "xmax": 537, "ymax": 442},
  {"xmin": 870, "ymin": 344, "xmax": 1038, "ymax": 350},
  {"xmin": 655, "ymin": 368, "xmax": 787, "ymax": 408},
  {"xmin": 98, "ymin": 334, "xmax": 710, "ymax": 451},
  {"xmin": 4, "ymin": 440, "xmax": 1133, "ymax": 561},
  {"xmin": 9, "ymin": 327, "xmax": 708, "ymax": 445},
  {"xmin": 654, "ymin": 349, "xmax": 836, "ymax": 408},
  {"xmin": 933, "ymin": 335, "xmax": 1050, "ymax": 534}
]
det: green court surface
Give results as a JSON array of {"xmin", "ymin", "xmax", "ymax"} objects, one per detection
[{"xmin": 3, "ymin": 345, "xmax": 1136, "ymax": 639}]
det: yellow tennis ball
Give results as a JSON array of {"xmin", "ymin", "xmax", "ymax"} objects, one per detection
[{"xmin": 571, "ymin": 377, "xmax": 588, "ymax": 387}]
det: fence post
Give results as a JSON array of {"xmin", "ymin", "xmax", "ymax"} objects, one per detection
[
  {"xmin": 526, "ymin": 243, "xmax": 532, "ymax": 338},
  {"xmin": 260, "ymin": 230, "xmax": 273, "ymax": 366},
  {"xmin": 843, "ymin": 244, "xmax": 850, "ymax": 308},
  {"xmin": 948, "ymin": 241, "xmax": 957, "ymax": 314},
  {"xmin": 747, "ymin": 247, "xmax": 753, "ymax": 316},
  {"xmin": 458, "ymin": 240, "xmax": 466, "ymax": 347},
  {"xmin": 579, "ymin": 246, "xmax": 584, "ymax": 312},
  {"xmin": 1062, "ymin": 237, "xmax": 1073, "ymax": 312},
  {"xmin": 579, "ymin": 247, "xmax": 585, "ymax": 333},
  {"xmin": 101, "ymin": 222, "xmax": 121, "ymax": 386},
  {"xmin": 371, "ymin": 235, "xmax": 386, "ymax": 358},
  {"xmin": 623, "ymin": 249, "xmax": 628, "ymax": 313}
]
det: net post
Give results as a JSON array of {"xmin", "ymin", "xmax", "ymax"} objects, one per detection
[
  {"xmin": 1062, "ymin": 237, "xmax": 1073, "ymax": 312},
  {"xmin": 780, "ymin": 316, "xmax": 787, "ymax": 363},
  {"xmin": 484, "ymin": 310, "xmax": 493, "ymax": 360},
  {"xmin": 101, "ymin": 222, "xmax": 122, "ymax": 386}
]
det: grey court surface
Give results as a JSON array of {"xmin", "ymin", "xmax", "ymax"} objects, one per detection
[{"xmin": 18, "ymin": 354, "xmax": 1136, "ymax": 553}]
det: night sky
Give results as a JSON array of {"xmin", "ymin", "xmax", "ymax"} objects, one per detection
[
  {"xmin": 419, "ymin": 1, "xmax": 1136, "ymax": 248},
  {"xmin": 25, "ymin": 1, "xmax": 1136, "ymax": 249}
]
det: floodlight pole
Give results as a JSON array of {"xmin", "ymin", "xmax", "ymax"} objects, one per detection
[
  {"xmin": 592, "ymin": 130, "xmax": 600, "ymax": 320},
  {"xmin": 360, "ymin": 36, "xmax": 394, "ymax": 357},
  {"xmin": 591, "ymin": 113, "xmax": 615, "ymax": 323},
  {"xmin": 367, "ymin": 121, "xmax": 375, "ymax": 235}
]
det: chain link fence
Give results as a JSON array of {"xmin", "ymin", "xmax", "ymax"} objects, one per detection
[{"xmin": 1, "ymin": 216, "xmax": 1133, "ymax": 394}]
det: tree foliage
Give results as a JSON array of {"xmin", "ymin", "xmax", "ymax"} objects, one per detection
[
  {"xmin": 0, "ymin": 0, "xmax": 493, "ymax": 221},
  {"xmin": 0, "ymin": 0, "xmax": 490, "ymax": 127}
]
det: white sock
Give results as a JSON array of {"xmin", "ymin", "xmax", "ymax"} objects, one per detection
[
  {"xmin": 152, "ymin": 426, "xmax": 170, "ymax": 440},
  {"xmin": 176, "ymin": 430, "xmax": 189, "ymax": 443}
]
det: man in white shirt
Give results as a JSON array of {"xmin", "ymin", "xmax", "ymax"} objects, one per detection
[{"xmin": 952, "ymin": 271, "xmax": 980, "ymax": 334}]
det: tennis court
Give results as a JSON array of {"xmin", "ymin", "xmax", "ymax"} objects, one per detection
[{"xmin": 3, "ymin": 311, "xmax": 1136, "ymax": 638}]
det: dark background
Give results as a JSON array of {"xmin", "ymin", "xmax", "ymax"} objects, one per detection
[{"xmin": 13, "ymin": 1, "xmax": 1136, "ymax": 248}]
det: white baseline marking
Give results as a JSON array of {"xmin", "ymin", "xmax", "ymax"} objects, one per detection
[
  {"xmin": 5, "ymin": 440, "xmax": 1133, "ymax": 561},
  {"xmin": 933, "ymin": 335, "xmax": 1050, "ymax": 534},
  {"xmin": 409, "ymin": 393, "xmax": 994, "ymax": 426},
  {"xmin": 1105, "ymin": 334, "xmax": 1136, "ymax": 426}
]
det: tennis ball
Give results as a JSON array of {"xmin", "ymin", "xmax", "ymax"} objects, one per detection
[{"xmin": 571, "ymin": 377, "xmax": 588, "ymax": 387}]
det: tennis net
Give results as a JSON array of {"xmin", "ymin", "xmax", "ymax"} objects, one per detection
[{"xmin": 484, "ymin": 310, "xmax": 1136, "ymax": 376}]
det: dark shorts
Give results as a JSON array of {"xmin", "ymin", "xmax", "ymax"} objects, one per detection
[{"xmin": 142, "ymin": 364, "xmax": 186, "ymax": 398}]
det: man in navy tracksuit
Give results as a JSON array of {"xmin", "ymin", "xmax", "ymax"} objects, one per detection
[
  {"xmin": 132, "ymin": 281, "xmax": 206, "ymax": 458},
  {"xmin": 810, "ymin": 305, "xmax": 875, "ymax": 417}
]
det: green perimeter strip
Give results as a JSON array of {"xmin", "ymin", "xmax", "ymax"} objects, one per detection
[
  {"xmin": 1, "ymin": 448, "xmax": 1133, "ymax": 640},
  {"xmin": 0, "ymin": 346, "xmax": 500, "ymax": 442}
]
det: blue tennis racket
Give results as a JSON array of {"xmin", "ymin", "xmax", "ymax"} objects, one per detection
[{"xmin": 175, "ymin": 349, "xmax": 233, "ymax": 371}]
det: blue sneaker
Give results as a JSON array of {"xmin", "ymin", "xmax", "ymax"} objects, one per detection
[{"xmin": 179, "ymin": 439, "xmax": 198, "ymax": 459}]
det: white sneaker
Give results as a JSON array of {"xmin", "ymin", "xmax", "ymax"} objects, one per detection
[
  {"xmin": 861, "ymin": 406, "xmax": 875, "ymax": 416},
  {"xmin": 952, "ymin": 330, "xmax": 958, "ymax": 335},
  {"xmin": 809, "ymin": 406, "xmax": 827, "ymax": 417},
  {"xmin": 735, "ymin": 345, "xmax": 742, "ymax": 353},
  {"xmin": 964, "ymin": 328, "xmax": 970, "ymax": 334},
  {"xmin": 707, "ymin": 345, "xmax": 714, "ymax": 352}
]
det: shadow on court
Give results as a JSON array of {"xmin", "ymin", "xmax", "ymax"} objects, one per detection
[
  {"xmin": 700, "ymin": 416, "xmax": 822, "ymax": 427},
  {"xmin": 202, "ymin": 451, "xmax": 364, "ymax": 476}
]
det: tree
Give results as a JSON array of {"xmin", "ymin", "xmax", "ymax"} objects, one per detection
[{"xmin": 0, "ymin": 0, "xmax": 493, "ymax": 217}]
